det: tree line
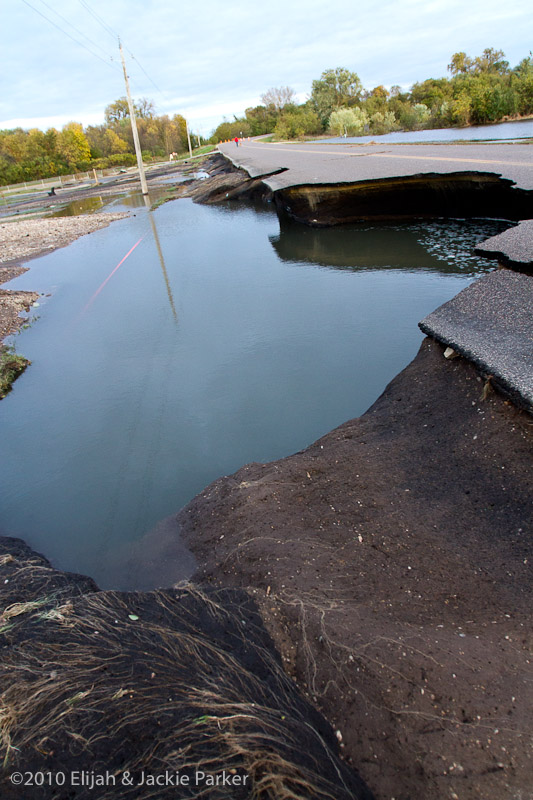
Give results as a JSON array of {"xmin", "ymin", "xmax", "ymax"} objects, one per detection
[
  {"xmin": 1, "ymin": 48, "xmax": 531, "ymax": 186},
  {"xmin": 211, "ymin": 48, "xmax": 533, "ymax": 141},
  {"xmin": 0, "ymin": 98, "xmax": 194, "ymax": 186}
]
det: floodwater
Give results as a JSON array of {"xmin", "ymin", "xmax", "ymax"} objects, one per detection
[
  {"xmin": 323, "ymin": 117, "xmax": 533, "ymax": 144},
  {"xmin": 47, "ymin": 186, "xmax": 172, "ymax": 217},
  {"xmin": 0, "ymin": 197, "xmax": 509, "ymax": 589}
]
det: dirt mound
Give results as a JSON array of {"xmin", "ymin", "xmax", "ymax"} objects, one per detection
[
  {"xmin": 184, "ymin": 154, "xmax": 272, "ymax": 204},
  {"xmin": 0, "ymin": 537, "xmax": 373, "ymax": 800},
  {"xmin": 177, "ymin": 338, "xmax": 533, "ymax": 800}
]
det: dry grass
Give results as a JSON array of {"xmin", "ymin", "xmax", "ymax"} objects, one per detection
[{"xmin": 0, "ymin": 578, "xmax": 371, "ymax": 799}]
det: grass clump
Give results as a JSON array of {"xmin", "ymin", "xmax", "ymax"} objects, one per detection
[{"xmin": 0, "ymin": 348, "xmax": 30, "ymax": 399}]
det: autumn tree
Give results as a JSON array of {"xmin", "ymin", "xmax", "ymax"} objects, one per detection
[
  {"xmin": 104, "ymin": 97, "xmax": 131, "ymax": 124},
  {"xmin": 448, "ymin": 52, "xmax": 474, "ymax": 76},
  {"xmin": 57, "ymin": 122, "xmax": 91, "ymax": 169}
]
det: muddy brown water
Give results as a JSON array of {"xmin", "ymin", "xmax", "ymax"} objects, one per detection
[{"xmin": 0, "ymin": 197, "xmax": 508, "ymax": 589}]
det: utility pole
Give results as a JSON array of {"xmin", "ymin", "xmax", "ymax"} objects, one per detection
[
  {"xmin": 185, "ymin": 120, "xmax": 193, "ymax": 158},
  {"xmin": 119, "ymin": 40, "xmax": 148, "ymax": 195}
]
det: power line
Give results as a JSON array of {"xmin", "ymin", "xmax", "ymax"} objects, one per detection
[
  {"xmin": 75, "ymin": 0, "xmax": 165, "ymax": 102},
  {"xmin": 127, "ymin": 50, "xmax": 165, "ymax": 98},
  {"xmin": 77, "ymin": 0, "xmax": 119, "ymax": 42},
  {"xmin": 20, "ymin": 0, "xmax": 119, "ymax": 71},
  {"xmin": 35, "ymin": 0, "xmax": 112, "ymax": 60}
]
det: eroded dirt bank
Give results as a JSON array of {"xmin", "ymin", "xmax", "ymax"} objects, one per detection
[
  {"xmin": 0, "ymin": 537, "xmax": 373, "ymax": 800},
  {"xmin": 1, "ymin": 155, "xmax": 531, "ymax": 798},
  {"xmin": 177, "ymin": 338, "xmax": 533, "ymax": 800},
  {"xmin": 274, "ymin": 172, "xmax": 533, "ymax": 226}
]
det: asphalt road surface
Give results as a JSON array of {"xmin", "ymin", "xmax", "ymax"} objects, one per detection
[{"xmin": 219, "ymin": 139, "xmax": 533, "ymax": 192}]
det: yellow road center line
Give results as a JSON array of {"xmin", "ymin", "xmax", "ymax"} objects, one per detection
[
  {"xmin": 369, "ymin": 153, "xmax": 531, "ymax": 167},
  {"xmin": 232, "ymin": 143, "xmax": 531, "ymax": 168}
]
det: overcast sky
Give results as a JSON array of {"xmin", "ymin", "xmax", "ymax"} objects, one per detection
[{"xmin": 2, "ymin": 0, "xmax": 532, "ymax": 136}]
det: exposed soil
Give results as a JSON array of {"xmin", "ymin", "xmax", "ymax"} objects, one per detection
[
  {"xmin": 182, "ymin": 153, "xmax": 272, "ymax": 204},
  {"xmin": 0, "ymin": 287, "xmax": 38, "ymax": 342},
  {"xmin": 177, "ymin": 338, "xmax": 533, "ymax": 800},
  {"xmin": 0, "ymin": 537, "xmax": 373, "ymax": 800},
  {"xmin": 0, "ymin": 153, "xmax": 531, "ymax": 798}
]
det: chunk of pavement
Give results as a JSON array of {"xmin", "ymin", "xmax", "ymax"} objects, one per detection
[
  {"xmin": 419, "ymin": 270, "xmax": 533, "ymax": 411},
  {"xmin": 475, "ymin": 220, "xmax": 533, "ymax": 273}
]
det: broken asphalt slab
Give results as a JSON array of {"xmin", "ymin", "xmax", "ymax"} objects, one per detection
[{"xmin": 419, "ymin": 269, "xmax": 533, "ymax": 411}]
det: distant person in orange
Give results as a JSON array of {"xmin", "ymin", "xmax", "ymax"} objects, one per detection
[{"xmin": 234, "ymin": 136, "xmax": 239, "ymax": 147}]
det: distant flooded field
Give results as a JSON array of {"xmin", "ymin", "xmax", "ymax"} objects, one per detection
[{"xmin": 322, "ymin": 117, "xmax": 533, "ymax": 144}]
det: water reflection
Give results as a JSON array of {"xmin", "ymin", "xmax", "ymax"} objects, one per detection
[
  {"xmin": 49, "ymin": 195, "xmax": 105, "ymax": 217},
  {"xmin": 144, "ymin": 194, "xmax": 178, "ymax": 322},
  {"xmin": 0, "ymin": 199, "xmax": 508, "ymax": 590},
  {"xmin": 270, "ymin": 216, "xmax": 511, "ymax": 275}
]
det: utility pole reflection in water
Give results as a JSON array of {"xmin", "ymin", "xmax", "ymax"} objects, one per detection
[{"xmin": 143, "ymin": 194, "xmax": 177, "ymax": 323}]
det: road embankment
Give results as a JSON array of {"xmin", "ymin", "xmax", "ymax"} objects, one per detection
[{"xmin": 177, "ymin": 337, "xmax": 533, "ymax": 800}]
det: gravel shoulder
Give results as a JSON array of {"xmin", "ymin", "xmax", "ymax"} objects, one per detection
[{"xmin": 0, "ymin": 213, "xmax": 129, "ymax": 269}]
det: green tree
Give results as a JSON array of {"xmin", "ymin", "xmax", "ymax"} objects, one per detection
[
  {"xmin": 328, "ymin": 107, "xmax": 368, "ymax": 136},
  {"xmin": 410, "ymin": 78, "xmax": 452, "ymax": 111},
  {"xmin": 362, "ymin": 85, "xmax": 390, "ymax": 115},
  {"xmin": 244, "ymin": 105, "xmax": 280, "ymax": 136},
  {"xmin": 311, "ymin": 68, "xmax": 362, "ymax": 125},
  {"xmin": 369, "ymin": 111, "xmax": 397, "ymax": 135},
  {"xmin": 513, "ymin": 57, "xmax": 533, "ymax": 114},
  {"xmin": 473, "ymin": 48, "xmax": 509, "ymax": 75},
  {"xmin": 448, "ymin": 52, "xmax": 474, "ymax": 76},
  {"xmin": 399, "ymin": 103, "xmax": 431, "ymax": 130},
  {"xmin": 273, "ymin": 107, "xmax": 322, "ymax": 140},
  {"xmin": 450, "ymin": 90, "xmax": 472, "ymax": 125},
  {"xmin": 211, "ymin": 118, "xmax": 252, "ymax": 142}
]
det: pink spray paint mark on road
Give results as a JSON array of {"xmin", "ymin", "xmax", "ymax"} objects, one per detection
[{"xmin": 80, "ymin": 236, "xmax": 145, "ymax": 317}]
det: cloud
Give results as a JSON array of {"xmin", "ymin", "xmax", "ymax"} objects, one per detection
[{"xmin": 2, "ymin": 0, "xmax": 532, "ymax": 136}]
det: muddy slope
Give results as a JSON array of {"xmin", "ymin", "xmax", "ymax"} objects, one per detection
[
  {"xmin": 177, "ymin": 338, "xmax": 533, "ymax": 800},
  {"xmin": 0, "ymin": 537, "xmax": 373, "ymax": 800}
]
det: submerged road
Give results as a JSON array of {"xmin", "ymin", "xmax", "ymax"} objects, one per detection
[{"xmin": 219, "ymin": 139, "xmax": 533, "ymax": 191}]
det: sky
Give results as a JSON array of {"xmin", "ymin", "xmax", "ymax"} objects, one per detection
[{"xmin": 2, "ymin": 0, "xmax": 532, "ymax": 137}]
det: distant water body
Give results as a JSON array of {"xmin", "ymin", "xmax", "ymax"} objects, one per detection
[{"xmin": 321, "ymin": 118, "xmax": 533, "ymax": 145}]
